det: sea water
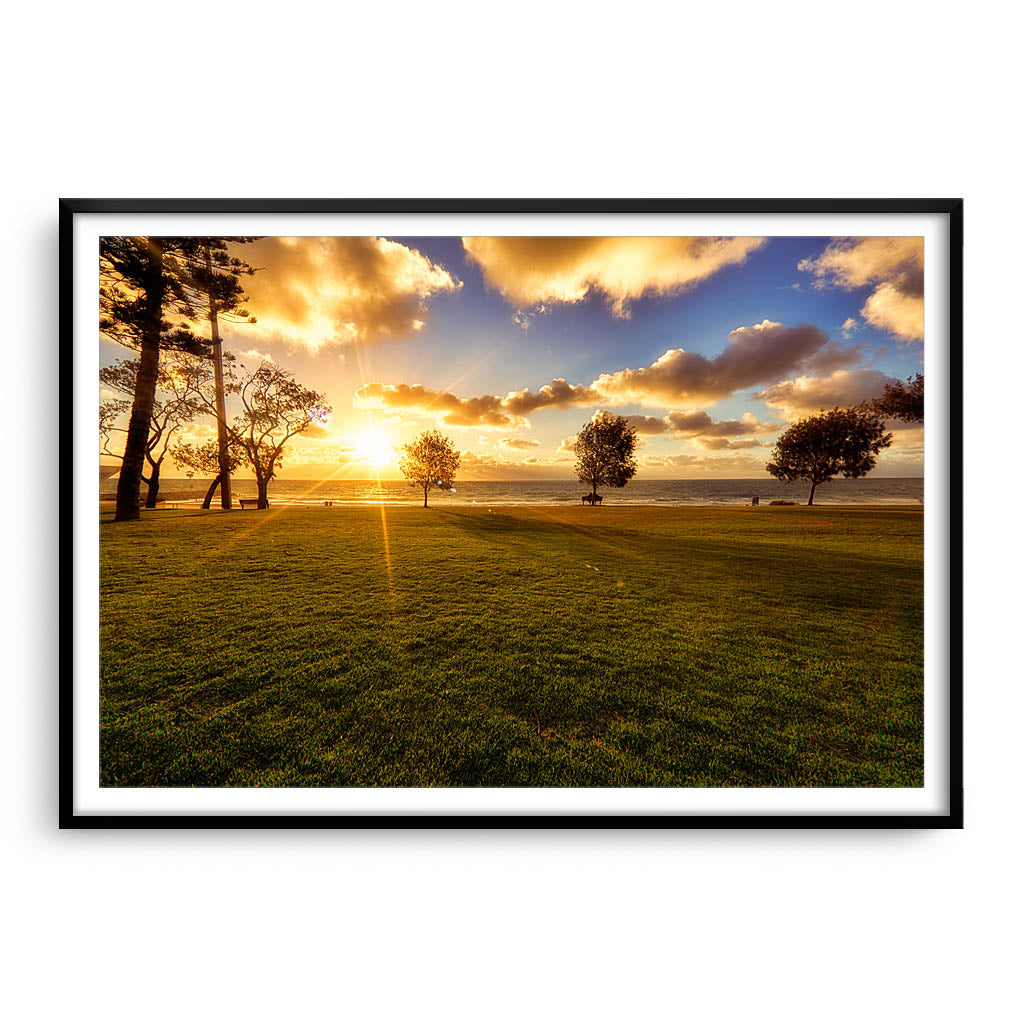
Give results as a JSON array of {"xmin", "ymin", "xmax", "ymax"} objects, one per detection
[{"xmin": 102, "ymin": 477, "xmax": 924, "ymax": 507}]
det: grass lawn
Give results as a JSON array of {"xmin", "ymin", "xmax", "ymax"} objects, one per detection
[{"xmin": 99, "ymin": 503, "xmax": 923, "ymax": 787}]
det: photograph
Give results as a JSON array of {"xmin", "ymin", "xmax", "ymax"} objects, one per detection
[{"xmin": 65, "ymin": 201, "xmax": 960, "ymax": 823}]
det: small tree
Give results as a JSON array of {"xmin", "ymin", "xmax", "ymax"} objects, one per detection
[
  {"xmin": 229, "ymin": 363, "xmax": 329, "ymax": 509},
  {"xmin": 572, "ymin": 413, "xmax": 638, "ymax": 502},
  {"xmin": 873, "ymin": 373, "xmax": 924, "ymax": 423},
  {"xmin": 399, "ymin": 430, "xmax": 460, "ymax": 507},
  {"xmin": 170, "ymin": 438, "xmax": 246, "ymax": 509},
  {"xmin": 766, "ymin": 405, "xmax": 894, "ymax": 505}
]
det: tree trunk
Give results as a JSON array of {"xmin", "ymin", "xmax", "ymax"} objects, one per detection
[
  {"xmin": 807, "ymin": 479, "xmax": 817, "ymax": 506},
  {"xmin": 144, "ymin": 460, "xmax": 161, "ymax": 508},
  {"xmin": 202, "ymin": 472, "xmax": 222, "ymax": 509},
  {"xmin": 205, "ymin": 244, "xmax": 233, "ymax": 511},
  {"xmin": 114, "ymin": 240, "xmax": 163, "ymax": 521},
  {"xmin": 423, "ymin": 484, "xmax": 429, "ymax": 508},
  {"xmin": 257, "ymin": 477, "xmax": 270, "ymax": 509}
]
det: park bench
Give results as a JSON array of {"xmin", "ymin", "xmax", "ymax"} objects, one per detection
[
  {"xmin": 581, "ymin": 493, "xmax": 602, "ymax": 505},
  {"xmin": 237, "ymin": 499, "xmax": 267, "ymax": 509}
]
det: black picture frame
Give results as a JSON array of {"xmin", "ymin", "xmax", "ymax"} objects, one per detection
[{"xmin": 60, "ymin": 197, "xmax": 963, "ymax": 829}]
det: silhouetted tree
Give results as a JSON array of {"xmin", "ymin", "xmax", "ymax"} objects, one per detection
[
  {"xmin": 766, "ymin": 406, "xmax": 894, "ymax": 505},
  {"xmin": 170, "ymin": 438, "xmax": 246, "ymax": 509},
  {"xmin": 174, "ymin": 238, "xmax": 261, "ymax": 509},
  {"xmin": 227, "ymin": 362, "xmax": 328, "ymax": 509},
  {"xmin": 100, "ymin": 237, "xmax": 208, "ymax": 521},
  {"xmin": 572, "ymin": 413, "xmax": 638, "ymax": 502},
  {"xmin": 399, "ymin": 430, "xmax": 460, "ymax": 507},
  {"xmin": 873, "ymin": 373, "xmax": 924, "ymax": 423},
  {"xmin": 99, "ymin": 352, "xmax": 210, "ymax": 507}
]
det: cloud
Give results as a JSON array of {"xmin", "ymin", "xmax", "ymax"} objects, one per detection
[
  {"xmin": 459, "ymin": 450, "xmax": 505, "ymax": 469},
  {"xmin": 841, "ymin": 316, "xmax": 859, "ymax": 338},
  {"xmin": 696, "ymin": 437, "xmax": 766, "ymax": 451},
  {"xmin": 462, "ymin": 236, "xmax": 766, "ymax": 318},
  {"xmin": 356, "ymin": 320, "xmax": 860, "ymax": 428},
  {"xmin": 798, "ymin": 237, "xmax": 924, "ymax": 342},
  {"xmin": 800, "ymin": 340, "xmax": 867, "ymax": 374},
  {"xmin": 758, "ymin": 369, "xmax": 898, "ymax": 419},
  {"xmin": 456, "ymin": 449, "xmax": 575, "ymax": 479},
  {"xmin": 353, "ymin": 382, "xmax": 526, "ymax": 430},
  {"xmin": 639, "ymin": 451, "xmax": 766, "ymax": 476},
  {"xmin": 301, "ymin": 422, "xmax": 332, "ymax": 440},
  {"xmin": 235, "ymin": 236, "xmax": 461, "ymax": 351},
  {"xmin": 594, "ymin": 320, "xmax": 847, "ymax": 407},
  {"xmin": 622, "ymin": 409, "xmax": 780, "ymax": 438},
  {"xmin": 237, "ymin": 347, "xmax": 277, "ymax": 365},
  {"xmin": 496, "ymin": 437, "xmax": 541, "ymax": 450},
  {"xmin": 861, "ymin": 282, "xmax": 924, "ymax": 342},
  {"xmin": 502, "ymin": 378, "xmax": 604, "ymax": 415},
  {"xmin": 284, "ymin": 442, "xmax": 357, "ymax": 466}
]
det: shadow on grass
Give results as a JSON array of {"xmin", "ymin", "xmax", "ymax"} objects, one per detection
[{"xmin": 434, "ymin": 507, "xmax": 648, "ymax": 547}]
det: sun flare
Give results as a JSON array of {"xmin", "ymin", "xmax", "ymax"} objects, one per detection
[{"xmin": 353, "ymin": 427, "xmax": 396, "ymax": 468}]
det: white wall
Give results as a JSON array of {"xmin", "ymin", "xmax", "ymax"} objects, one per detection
[{"xmin": 3, "ymin": 2, "xmax": 1018, "ymax": 1021}]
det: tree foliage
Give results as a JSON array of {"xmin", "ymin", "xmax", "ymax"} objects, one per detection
[
  {"xmin": 766, "ymin": 405, "xmax": 894, "ymax": 505},
  {"xmin": 170, "ymin": 237, "xmax": 262, "ymax": 510},
  {"xmin": 100, "ymin": 237, "xmax": 209, "ymax": 521},
  {"xmin": 170, "ymin": 437, "xmax": 247, "ymax": 509},
  {"xmin": 99, "ymin": 236, "xmax": 260, "ymax": 521},
  {"xmin": 399, "ymin": 430, "xmax": 461, "ymax": 507},
  {"xmin": 572, "ymin": 413, "xmax": 638, "ymax": 500},
  {"xmin": 224, "ymin": 362, "xmax": 329, "ymax": 509},
  {"xmin": 99, "ymin": 352, "xmax": 211, "ymax": 506},
  {"xmin": 873, "ymin": 373, "xmax": 924, "ymax": 423}
]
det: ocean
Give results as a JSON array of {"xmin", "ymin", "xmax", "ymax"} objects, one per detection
[{"xmin": 102, "ymin": 476, "xmax": 925, "ymax": 507}]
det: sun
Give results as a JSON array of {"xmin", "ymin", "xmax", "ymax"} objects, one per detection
[{"xmin": 353, "ymin": 427, "xmax": 396, "ymax": 468}]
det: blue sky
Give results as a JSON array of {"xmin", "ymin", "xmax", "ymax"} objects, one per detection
[{"xmin": 100, "ymin": 234, "xmax": 925, "ymax": 479}]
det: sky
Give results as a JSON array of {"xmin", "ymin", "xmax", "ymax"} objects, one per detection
[{"xmin": 99, "ymin": 234, "xmax": 925, "ymax": 480}]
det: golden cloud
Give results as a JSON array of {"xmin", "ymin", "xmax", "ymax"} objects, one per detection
[
  {"xmin": 758, "ymin": 369, "xmax": 897, "ymax": 420},
  {"xmin": 236, "ymin": 237, "xmax": 461, "ymax": 351},
  {"xmin": 502, "ymin": 378, "xmax": 603, "ymax": 415},
  {"xmin": 798, "ymin": 237, "xmax": 924, "ymax": 342},
  {"xmin": 696, "ymin": 437, "xmax": 766, "ymax": 451},
  {"xmin": 462, "ymin": 236, "xmax": 766, "ymax": 317},
  {"xmin": 355, "ymin": 321, "xmax": 861, "ymax": 429},
  {"xmin": 594, "ymin": 321, "xmax": 840, "ymax": 407},
  {"xmin": 639, "ymin": 452, "xmax": 766, "ymax": 476},
  {"xmin": 623, "ymin": 409, "xmax": 780, "ymax": 438},
  {"xmin": 353, "ymin": 382, "xmax": 526, "ymax": 430},
  {"xmin": 496, "ymin": 437, "xmax": 541, "ymax": 450}
]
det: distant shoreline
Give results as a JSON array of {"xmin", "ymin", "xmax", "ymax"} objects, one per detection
[{"xmin": 99, "ymin": 498, "xmax": 924, "ymax": 510}]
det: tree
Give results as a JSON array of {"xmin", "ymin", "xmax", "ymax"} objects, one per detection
[
  {"xmin": 99, "ymin": 352, "xmax": 210, "ymax": 507},
  {"xmin": 170, "ymin": 438, "xmax": 246, "ymax": 509},
  {"xmin": 572, "ymin": 413, "xmax": 638, "ymax": 501},
  {"xmin": 766, "ymin": 406, "xmax": 894, "ymax": 505},
  {"xmin": 228, "ymin": 362, "xmax": 329, "ymax": 509},
  {"xmin": 399, "ymin": 430, "xmax": 460, "ymax": 507},
  {"xmin": 100, "ymin": 236, "xmax": 207, "ymax": 521},
  {"xmin": 172, "ymin": 238, "xmax": 260, "ymax": 510},
  {"xmin": 873, "ymin": 373, "xmax": 924, "ymax": 423}
]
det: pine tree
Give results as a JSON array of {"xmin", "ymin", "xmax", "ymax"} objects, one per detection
[
  {"xmin": 100, "ymin": 237, "xmax": 206, "ymax": 521},
  {"xmin": 172, "ymin": 238, "xmax": 260, "ymax": 509}
]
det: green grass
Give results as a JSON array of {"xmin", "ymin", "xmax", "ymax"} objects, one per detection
[{"xmin": 99, "ymin": 503, "xmax": 923, "ymax": 787}]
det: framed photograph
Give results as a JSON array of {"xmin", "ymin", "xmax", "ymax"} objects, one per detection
[{"xmin": 62, "ymin": 198, "xmax": 962, "ymax": 827}]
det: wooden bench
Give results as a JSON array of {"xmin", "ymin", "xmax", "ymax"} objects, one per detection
[
  {"xmin": 581, "ymin": 493, "xmax": 602, "ymax": 505},
  {"xmin": 238, "ymin": 499, "xmax": 267, "ymax": 509}
]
